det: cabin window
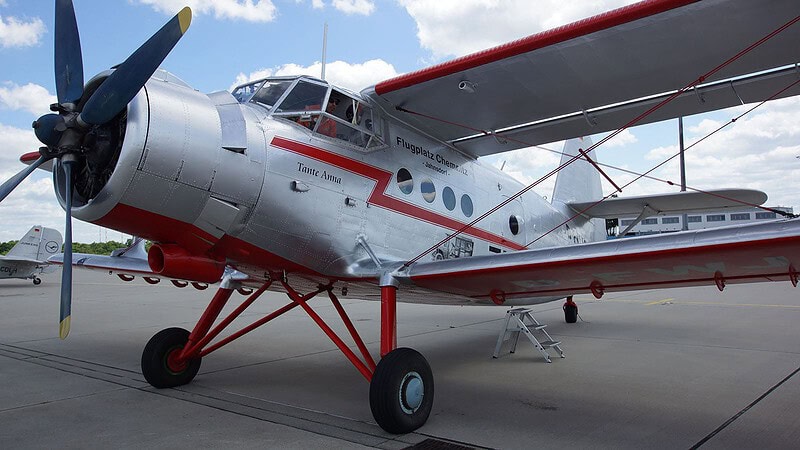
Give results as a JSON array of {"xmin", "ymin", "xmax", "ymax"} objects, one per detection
[
  {"xmin": 397, "ymin": 168, "xmax": 413, "ymax": 194},
  {"xmin": 421, "ymin": 179, "xmax": 436, "ymax": 203},
  {"xmin": 248, "ymin": 80, "xmax": 295, "ymax": 111},
  {"xmin": 461, "ymin": 194, "xmax": 474, "ymax": 217},
  {"xmin": 509, "ymin": 215, "xmax": 521, "ymax": 235},
  {"xmin": 442, "ymin": 186, "xmax": 456, "ymax": 211}
]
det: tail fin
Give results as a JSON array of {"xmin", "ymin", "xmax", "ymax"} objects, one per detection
[
  {"xmin": 7, "ymin": 226, "xmax": 63, "ymax": 261},
  {"xmin": 552, "ymin": 137, "xmax": 603, "ymax": 206}
]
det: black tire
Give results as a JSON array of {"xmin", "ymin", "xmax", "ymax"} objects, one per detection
[
  {"xmin": 141, "ymin": 327, "xmax": 201, "ymax": 388},
  {"xmin": 32, "ymin": 277, "xmax": 42, "ymax": 285},
  {"xmin": 564, "ymin": 303, "xmax": 578, "ymax": 323},
  {"xmin": 369, "ymin": 348, "xmax": 434, "ymax": 434}
]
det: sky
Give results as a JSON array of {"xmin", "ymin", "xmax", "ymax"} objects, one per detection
[{"xmin": 0, "ymin": 0, "xmax": 798, "ymax": 243}]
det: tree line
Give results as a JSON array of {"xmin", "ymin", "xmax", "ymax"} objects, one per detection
[{"xmin": 0, "ymin": 240, "xmax": 134, "ymax": 256}]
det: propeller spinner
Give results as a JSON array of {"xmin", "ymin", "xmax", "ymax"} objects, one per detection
[{"xmin": 0, "ymin": 1, "xmax": 192, "ymax": 339}]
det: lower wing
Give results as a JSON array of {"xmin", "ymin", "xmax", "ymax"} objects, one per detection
[{"xmin": 398, "ymin": 218, "xmax": 800, "ymax": 305}]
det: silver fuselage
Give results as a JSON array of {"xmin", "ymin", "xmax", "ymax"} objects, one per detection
[{"xmin": 62, "ymin": 73, "xmax": 603, "ymax": 290}]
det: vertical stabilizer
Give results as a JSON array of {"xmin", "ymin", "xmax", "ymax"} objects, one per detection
[
  {"xmin": 551, "ymin": 137, "xmax": 606, "ymax": 243},
  {"xmin": 552, "ymin": 137, "xmax": 603, "ymax": 206},
  {"xmin": 7, "ymin": 226, "xmax": 63, "ymax": 261}
]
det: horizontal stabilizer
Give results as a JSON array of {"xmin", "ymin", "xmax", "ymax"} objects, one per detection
[{"xmin": 567, "ymin": 189, "xmax": 768, "ymax": 219}]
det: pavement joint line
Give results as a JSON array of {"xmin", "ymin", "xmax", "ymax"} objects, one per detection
[
  {"xmin": 0, "ymin": 340, "xmax": 466, "ymax": 449},
  {"xmin": 690, "ymin": 363, "xmax": 800, "ymax": 449},
  {"xmin": 1, "ymin": 343, "xmax": 142, "ymax": 376},
  {"xmin": 164, "ymin": 385, "xmax": 411, "ymax": 446},
  {"xmin": 0, "ymin": 388, "xmax": 130, "ymax": 414}
]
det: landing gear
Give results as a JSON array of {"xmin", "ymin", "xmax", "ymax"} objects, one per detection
[
  {"xmin": 138, "ymin": 275, "xmax": 434, "ymax": 434},
  {"xmin": 369, "ymin": 348, "xmax": 434, "ymax": 434},
  {"xmin": 32, "ymin": 276, "xmax": 42, "ymax": 285},
  {"xmin": 563, "ymin": 296, "xmax": 578, "ymax": 323},
  {"xmin": 141, "ymin": 327, "xmax": 201, "ymax": 388}
]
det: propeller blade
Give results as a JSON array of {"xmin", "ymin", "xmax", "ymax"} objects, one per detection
[
  {"xmin": 54, "ymin": 0, "xmax": 84, "ymax": 105},
  {"xmin": 0, "ymin": 155, "xmax": 49, "ymax": 203},
  {"xmin": 59, "ymin": 159, "xmax": 75, "ymax": 339},
  {"xmin": 80, "ymin": 7, "xmax": 192, "ymax": 125}
]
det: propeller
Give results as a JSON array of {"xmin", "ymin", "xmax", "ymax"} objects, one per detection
[
  {"xmin": 54, "ymin": 0, "xmax": 84, "ymax": 105},
  {"xmin": 59, "ymin": 158, "xmax": 75, "ymax": 339},
  {"xmin": 0, "ymin": 0, "xmax": 192, "ymax": 339},
  {"xmin": 0, "ymin": 154, "xmax": 51, "ymax": 203}
]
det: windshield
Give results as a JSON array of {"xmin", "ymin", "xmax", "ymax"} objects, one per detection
[
  {"xmin": 231, "ymin": 81, "xmax": 263, "ymax": 103},
  {"xmin": 233, "ymin": 80, "xmax": 294, "ymax": 111}
]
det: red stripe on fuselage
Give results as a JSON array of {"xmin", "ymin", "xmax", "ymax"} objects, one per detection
[
  {"xmin": 271, "ymin": 136, "xmax": 526, "ymax": 251},
  {"xmin": 94, "ymin": 203, "xmax": 321, "ymax": 275}
]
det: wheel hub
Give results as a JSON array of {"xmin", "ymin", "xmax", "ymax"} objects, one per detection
[
  {"xmin": 400, "ymin": 371, "xmax": 424, "ymax": 413},
  {"xmin": 165, "ymin": 347, "xmax": 188, "ymax": 373}
]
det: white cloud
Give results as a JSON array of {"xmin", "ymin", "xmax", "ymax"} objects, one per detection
[
  {"xmin": 232, "ymin": 59, "xmax": 399, "ymax": 93},
  {"xmin": 331, "ymin": 0, "xmax": 375, "ymax": 15},
  {"xmin": 0, "ymin": 14, "xmax": 46, "ymax": 48},
  {"xmin": 397, "ymin": 0, "xmax": 639, "ymax": 59},
  {"xmin": 0, "ymin": 82, "xmax": 56, "ymax": 115},
  {"xmin": 0, "ymin": 123, "xmax": 39, "ymax": 168},
  {"xmin": 134, "ymin": 0, "xmax": 277, "ymax": 22},
  {"xmin": 622, "ymin": 98, "xmax": 800, "ymax": 209},
  {"xmin": 600, "ymin": 129, "xmax": 638, "ymax": 148}
]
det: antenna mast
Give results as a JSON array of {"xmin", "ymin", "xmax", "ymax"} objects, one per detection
[{"xmin": 321, "ymin": 22, "xmax": 328, "ymax": 80}]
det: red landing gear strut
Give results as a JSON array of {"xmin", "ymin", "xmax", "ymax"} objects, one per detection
[{"xmin": 140, "ymin": 273, "xmax": 433, "ymax": 434}]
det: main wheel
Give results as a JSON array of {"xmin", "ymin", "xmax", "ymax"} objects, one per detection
[
  {"xmin": 141, "ymin": 327, "xmax": 201, "ymax": 388},
  {"xmin": 369, "ymin": 348, "xmax": 434, "ymax": 434},
  {"xmin": 32, "ymin": 277, "xmax": 42, "ymax": 285}
]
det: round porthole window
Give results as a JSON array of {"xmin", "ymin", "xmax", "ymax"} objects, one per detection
[
  {"xmin": 442, "ymin": 187, "xmax": 456, "ymax": 211},
  {"xmin": 461, "ymin": 194, "xmax": 473, "ymax": 217},
  {"xmin": 509, "ymin": 215, "xmax": 521, "ymax": 235},
  {"xmin": 421, "ymin": 178, "xmax": 436, "ymax": 203},
  {"xmin": 397, "ymin": 168, "xmax": 413, "ymax": 194}
]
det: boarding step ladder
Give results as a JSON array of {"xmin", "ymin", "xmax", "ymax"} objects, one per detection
[{"xmin": 493, "ymin": 307, "xmax": 564, "ymax": 363}]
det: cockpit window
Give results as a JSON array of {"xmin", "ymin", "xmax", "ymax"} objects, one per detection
[
  {"xmin": 238, "ymin": 76, "xmax": 386, "ymax": 152},
  {"xmin": 232, "ymin": 80, "xmax": 293, "ymax": 111},
  {"xmin": 231, "ymin": 81, "xmax": 264, "ymax": 103},
  {"xmin": 275, "ymin": 81, "xmax": 328, "ymax": 112},
  {"xmin": 250, "ymin": 80, "xmax": 294, "ymax": 110}
]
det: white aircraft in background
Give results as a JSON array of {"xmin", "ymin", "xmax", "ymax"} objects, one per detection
[
  {"xmin": 1, "ymin": 0, "xmax": 800, "ymax": 433},
  {"xmin": 0, "ymin": 226, "xmax": 63, "ymax": 285}
]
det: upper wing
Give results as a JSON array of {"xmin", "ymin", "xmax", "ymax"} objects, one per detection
[
  {"xmin": 365, "ymin": 0, "xmax": 800, "ymax": 157},
  {"xmin": 397, "ymin": 218, "xmax": 800, "ymax": 304}
]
